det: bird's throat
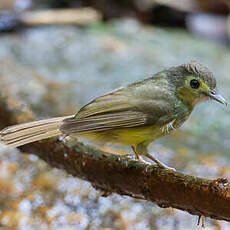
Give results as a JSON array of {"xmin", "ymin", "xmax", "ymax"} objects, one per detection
[{"xmin": 177, "ymin": 88, "xmax": 198, "ymax": 109}]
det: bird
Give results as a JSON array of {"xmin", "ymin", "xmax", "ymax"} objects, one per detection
[{"xmin": 0, "ymin": 61, "xmax": 227, "ymax": 170}]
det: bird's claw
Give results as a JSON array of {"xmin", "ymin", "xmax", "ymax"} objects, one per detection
[{"xmin": 158, "ymin": 164, "xmax": 176, "ymax": 172}]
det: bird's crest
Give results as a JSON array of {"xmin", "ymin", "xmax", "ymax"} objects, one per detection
[{"xmin": 183, "ymin": 61, "xmax": 216, "ymax": 89}]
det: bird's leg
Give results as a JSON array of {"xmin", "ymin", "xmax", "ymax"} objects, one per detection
[
  {"xmin": 131, "ymin": 146, "xmax": 140, "ymax": 160},
  {"xmin": 134, "ymin": 143, "xmax": 175, "ymax": 171},
  {"xmin": 132, "ymin": 146, "xmax": 152, "ymax": 173},
  {"xmin": 145, "ymin": 153, "xmax": 176, "ymax": 171}
]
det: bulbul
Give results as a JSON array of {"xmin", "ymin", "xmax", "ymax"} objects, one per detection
[{"xmin": 0, "ymin": 61, "xmax": 227, "ymax": 170}]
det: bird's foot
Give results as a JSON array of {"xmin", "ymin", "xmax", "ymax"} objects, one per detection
[
  {"xmin": 138, "ymin": 156, "xmax": 151, "ymax": 164},
  {"xmin": 145, "ymin": 153, "xmax": 176, "ymax": 171},
  {"xmin": 158, "ymin": 162, "xmax": 176, "ymax": 171}
]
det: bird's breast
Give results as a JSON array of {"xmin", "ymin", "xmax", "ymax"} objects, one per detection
[{"xmin": 77, "ymin": 124, "xmax": 166, "ymax": 146}]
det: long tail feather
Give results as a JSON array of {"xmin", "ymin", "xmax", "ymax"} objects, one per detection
[{"xmin": 0, "ymin": 115, "xmax": 73, "ymax": 148}]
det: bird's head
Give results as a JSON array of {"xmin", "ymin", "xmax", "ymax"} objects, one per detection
[{"xmin": 170, "ymin": 61, "xmax": 227, "ymax": 108}]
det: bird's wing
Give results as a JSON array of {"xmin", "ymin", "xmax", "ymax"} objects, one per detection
[
  {"xmin": 60, "ymin": 84, "xmax": 174, "ymax": 134},
  {"xmin": 60, "ymin": 88, "xmax": 148, "ymax": 133},
  {"xmin": 61, "ymin": 110, "xmax": 148, "ymax": 133}
]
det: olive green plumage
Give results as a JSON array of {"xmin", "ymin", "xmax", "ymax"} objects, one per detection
[{"xmin": 0, "ymin": 61, "xmax": 227, "ymax": 170}]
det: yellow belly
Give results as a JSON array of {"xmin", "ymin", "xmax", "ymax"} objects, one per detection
[{"xmin": 76, "ymin": 124, "xmax": 163, "ymax": 146}]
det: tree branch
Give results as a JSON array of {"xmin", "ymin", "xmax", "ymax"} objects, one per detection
[{"xmin": 0, "ymin": 94, "xmax": 230, "ymax": 222}]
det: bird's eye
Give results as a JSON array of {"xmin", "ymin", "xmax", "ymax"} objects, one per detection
[{"xmin": 190, "ymin": 79, "xmax": 200, "ymax": 89}]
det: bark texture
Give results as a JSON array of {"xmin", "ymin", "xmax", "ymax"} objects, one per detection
[{"xmin": 0, "ymin": 94, "xmax": 230, "ymax": 222}]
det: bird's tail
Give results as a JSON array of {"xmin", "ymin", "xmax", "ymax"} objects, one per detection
[{"xmin": 0, "ymin": 115, "xmax": 73, "ymax": 148}]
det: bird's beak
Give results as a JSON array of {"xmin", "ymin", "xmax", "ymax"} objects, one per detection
[{"xmin": 207, "ymin": 90, "xmax": 227, "ymax": 106}]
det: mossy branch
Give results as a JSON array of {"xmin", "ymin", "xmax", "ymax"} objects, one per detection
[{"xmin": 1, "ymin": 95, "xmax": 230, "ymax": 222}]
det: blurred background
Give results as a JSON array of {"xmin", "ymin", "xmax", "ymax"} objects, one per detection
[{"xmin": 0, "ymin": 0, "xmax": 230, "ymax": 229}]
